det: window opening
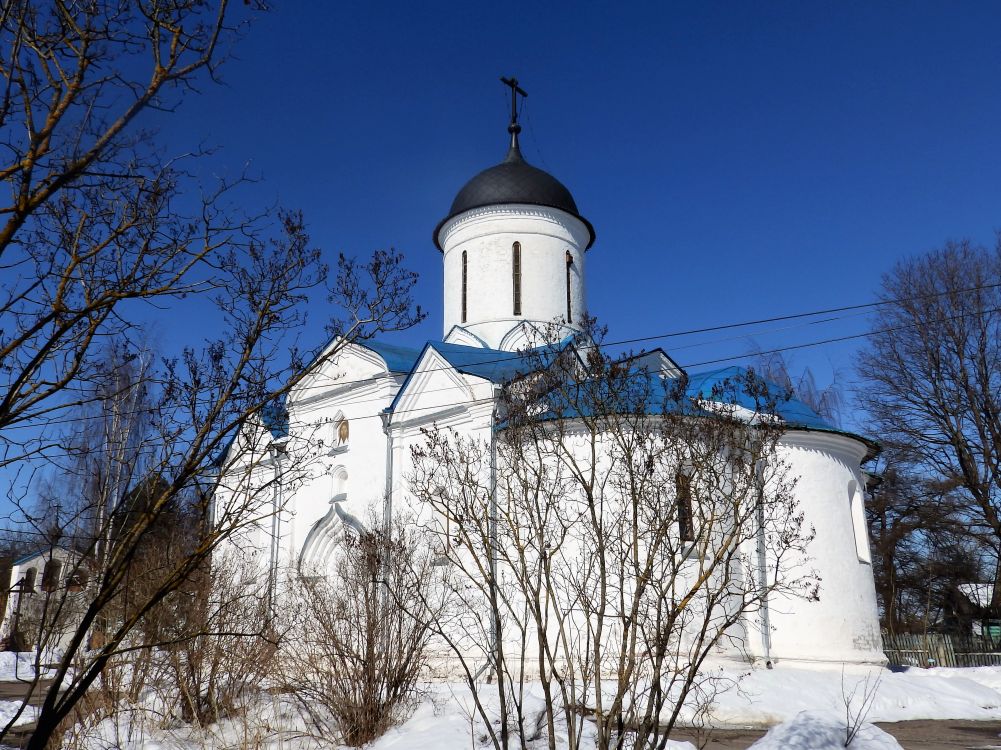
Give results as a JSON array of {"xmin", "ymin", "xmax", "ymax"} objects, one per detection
[
  {"xmin": 512, "ymin": 242, "xmax": 522, "ymax": 316},
  {"xmin": 565, "ymin": 250, "xmax": 573, "ymax": 323},
  {"xmin": 849, "ymin": 480, "xmax": 871, "ymax": 564},
  {"xmin": 41, "ymin": 559, "xmax": 63, "ymax": 593},
  {"xmin": 676, "ymin": 472, "xmax": 695, "ymax": 542},
  {"xmin": 461, "ymin": 251, "xmax": 468, "ymax": 323}
]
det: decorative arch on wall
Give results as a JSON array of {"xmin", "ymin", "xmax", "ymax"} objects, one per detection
[
  {"xmin": 298, "ymin": 465, "xmax": 360, "ymax": 574},
  {"xmin": 322, "ymin": 410, "xmax": 349, "ymax": 455},
  {"xmin": 498, "ymin": 321, "xmax": 551, "ymax": 352},
  {"xmin": 444, "ymin": 325, "xmax": 487, "ymax": 348}
]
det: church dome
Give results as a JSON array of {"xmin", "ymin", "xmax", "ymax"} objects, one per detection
[{"xmin": 434, "ymin": 138, "xmax": 595, "ymax": 251}]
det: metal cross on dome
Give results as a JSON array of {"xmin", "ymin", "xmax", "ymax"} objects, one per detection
[{"xmin": 500, "ymin": 76, "xmax": 527, "ymax": 132}]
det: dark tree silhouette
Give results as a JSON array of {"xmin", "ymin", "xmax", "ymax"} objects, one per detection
[{"xmin": 857, "ymin": 238, "xmax": 1001, "ymax": 613}]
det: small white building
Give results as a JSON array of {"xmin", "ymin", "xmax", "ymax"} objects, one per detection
[
  {"xmin": 1, "ymin": 546, "xmax": 86, "ymax": 651},
  {"xmin": 219, "ymin": 95, "xmax": 885, "ymax": 669}
]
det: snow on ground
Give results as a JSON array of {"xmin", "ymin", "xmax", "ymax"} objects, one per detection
[
  {"xmin": 0, "ymin": 651, "xmax": 55, "ymax": 681},
  {"xmin": 747, "ymin": 711, "xmax": 903, "ymax": 749},
  {"xmin": 371, "ymin": 686, "xmax": 696, "ymax": 750},
  {"xmin": 709, "ymin": 661, "xmax": 1001, "ymax": 726},
  {"xmin": 16, "ymin": 662, "xmax": 1001, "ymax": 749},
  {"xmin": 0, "ymin": 700, "xmax": 38, "ymax": 728}
]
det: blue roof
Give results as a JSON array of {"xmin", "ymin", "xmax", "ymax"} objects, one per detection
[
  {"xmin": 527, "ymin": 368, "xmax": 700, "ymax": 425},
  {"xmin": 431, "ymin": 341, "xmax": 541, "ymax": 383},
  {"xmin": 684, "ymin": 365, "xmax": 836, "ymax": 431},
  {"xmin": 360, "ymin": 340, "xmax": 423, "ymax": 374},
  {"xmin": 261, "ymin": 398, "xmax": 290, "ymax": 439},
  {"xmin": 502, "ymin": 361, "xmax": 875, "ymax": 454},
  {"xmin": 302, "ymin": 336, "xmax": 422, "ymax": 375},
  {"xmin": 684, "ymin": 365, "xmax": 877, "ymax": 454},
  {"xmin": 387, "ymin": 339, "xmax": 562, "ymax": 414}
]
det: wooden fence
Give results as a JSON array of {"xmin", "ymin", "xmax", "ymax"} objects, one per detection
[{"xmin": 882, "ymin": 632, "xmax": 1001, "ymax": 668}]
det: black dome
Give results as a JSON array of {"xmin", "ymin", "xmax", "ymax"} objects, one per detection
[{"xmin": 434, "ymin": 141, "xmax": 595, "ymax": 251}]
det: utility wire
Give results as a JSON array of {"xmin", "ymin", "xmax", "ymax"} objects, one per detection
[
  {"xmin": 4, "ymin": 300, "xmax": 998, "ymax": 441},
  {"xmin": 2, "ymin": 284, "xmax": 997, "ymax": 433},
  {"xmin": 283, "ymin": 277, "xmax": 1001, "ymax": 397}
]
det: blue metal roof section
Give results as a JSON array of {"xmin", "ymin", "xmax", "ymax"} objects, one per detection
[
  {"xmin": 301, "ymin": 336, "xmax": 423, "ymax": 375},
  {"xmin": 685, "ymin": 365, "xmax": 834, "ymax": 431},
  {"xmin": 432, "ymin": 341, "xmax": 543, "ymax": 383},
  {"xmin": 387, "ymin": 339, "xmax": 568, "ymax": 415},
  {"xmin": 211, "ymin": 433, "xmax": 237, "ymax": 468},
  {"xmin": 360, "ymin": 339, "xmax": 423, "ymax": 374},
  {"xmin": 496, "ymin": 360, "xmax": 875, "ymax": 453},
  {"xmin": 261, "ymin": 397, "xmax": 290, "ymax": 439},
  {"xmin": 686, "ymin": 365, "xmax": 878, "ymax": 454}
]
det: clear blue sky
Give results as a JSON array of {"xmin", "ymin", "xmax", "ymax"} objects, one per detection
[
  {"xmin": 99, "ymin": 2, "xmax": 1001, "ymax": 425},
  {"xmin": 6, "ymin": 2, "xmax": 1001, "ymax": 523}
]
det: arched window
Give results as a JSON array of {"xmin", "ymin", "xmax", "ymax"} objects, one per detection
[
  {"xmin": 331, "ymin": 466, "xmax": 348, "ymax": 503},
  {"xmin": 22, "ymin": 567, "xmax": 36, "ymax": 594},
  {"xmin": 565, "ymin": 250, "xmax": 573, "ymax": 323},
  {"xmin": 0, "ymin": 557, "xmax": 11, "ymax": 590},
  {"xmin": 461, "ymin": 250, "xmax": 468, "ymax": 323},
  {"xmin": 41, "ymin": 559, "xmax": 63, "ymax": 593},
  {"xmin": 512, "ymin": 242, "xmax": 522, "ymax": 316},
  {"xmin": 848, "ymin": 480, "xmax": 871, "ymax": 564},
  {"xmin": 676, "ymin": 472, "xmax": 695, "ymax": 543}
]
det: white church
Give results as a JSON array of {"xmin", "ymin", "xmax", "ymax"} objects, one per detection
[{"xmin": 220, "ymin": 87, "xmax": 886, "ymax": 669}]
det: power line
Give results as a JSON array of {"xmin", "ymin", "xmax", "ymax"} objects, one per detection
[
  {"xmin": 270, "ymin": 277, "xmax": 1001, "ymax": 397},
  {"xmin": 5, "ymin": 302, "xmax": 998, "ymax": 455},
  {"xmin": 2, "ymin": 281, "xmax": 999, "ymax": 435}
]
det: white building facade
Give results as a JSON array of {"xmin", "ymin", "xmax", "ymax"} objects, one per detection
[{"xmin": 220, "ymin": 106, "xmax": 885, "ymax": 669}]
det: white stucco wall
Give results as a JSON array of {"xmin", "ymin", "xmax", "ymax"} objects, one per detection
[
  {"xmin": 277, "ymin": 346, "xmax": 407, "ymax": 571},
  {"xmin": 438, "ymin": 204, "xmax": 590, "ymax": 350},
  {"xmin": 220, "ymin": 350, "xmax": 885, "ymax": 670},
  {"xmin": 764, "ymin": 431, "xmax": 884, "ymax": 665}
]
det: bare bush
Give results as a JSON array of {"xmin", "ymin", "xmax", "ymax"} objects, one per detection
[
  {"xmin": 409, "ymin": 320, "xmax": 816, "ymax": 750},
  {"xmin": 280, "ymin": 517, "xmax": 441, "ymax": 746},
  {"xmin": 159, "ymin": 554, "xmax": 279, "ymax": 727}
]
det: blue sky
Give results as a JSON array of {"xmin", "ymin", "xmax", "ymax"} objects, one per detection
[
  {"xmin": 5, "ymin": 2, "xmax": 1001, "ymax": 524},
  {"xmin": 112, "ymin": 2, "xmax": 1001, "ymax": 429}
]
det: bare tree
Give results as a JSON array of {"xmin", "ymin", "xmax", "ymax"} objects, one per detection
[
  {"xmin": 750, "ymin": 348, "xmax": 843, "ymax": 427},
  {"xmin": 1, "ymin": 0, "xmax": 244, "ymax": 444},
  {"xmin": 0, "ymin": 3, "xmax": 425, "ymax": 745},
  {"xmin": 863, "ymin": 450, "xmax": 977, "ymax": 634},
  {"xmin": 409, "ymin": 321, "xmax": 816, "ymax": 750},
  {"xmin": 856, "ymin": 238, "xmax": 1001, "ymax": 610},
  {"xmin": 280, "ymin": 514, "xmax": 442, "ymax": 746}
]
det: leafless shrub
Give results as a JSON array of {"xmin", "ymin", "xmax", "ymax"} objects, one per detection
[
  {"xmin": 280, "ymin": 516, "xmax": 442, "ymax": 746},
  {"xmin": 157, "ymin": 554, "xmax": 280, "ymax": 727},
  {"xmin": 409, "ymin": 319, "xmax": 816, "ymax": 750},
  {"xmin": 841, "ymin": 667, "xmax": 881, "ymax": 747}
]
